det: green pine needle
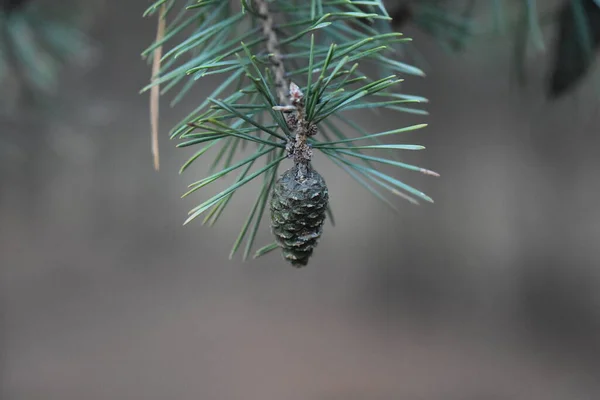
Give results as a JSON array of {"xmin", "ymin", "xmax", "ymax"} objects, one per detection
[{"xmin": 143, "ymin": 0, "xmax": 438, "ymax": 261}]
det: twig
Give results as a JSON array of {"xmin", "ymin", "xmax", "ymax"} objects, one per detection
[
  {"xmin": 255, "ymin": 0, "xmax": 288, "ymax": 106},
  {"xmin": 255, "ymin": 0, "xmax": 317, "ymax": 177},
  {"xmin": 150, "ymin": 4, "xmax": 166, "ymax": 171}
]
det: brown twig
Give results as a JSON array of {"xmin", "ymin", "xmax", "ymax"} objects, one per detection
[
  {"xmin": 150, "ymin": 4, "xmax": 166, "ymax": 171},
  {"xmin": 254, "ymin": 0, "xmax": 317, "ymax": 178},
  {"xmin": 255, "ymin": 0, "xmax": 288, "ymax": 106}
]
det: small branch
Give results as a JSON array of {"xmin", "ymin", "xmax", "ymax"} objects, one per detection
[
  {"xmin": 255, "ymin": 0, "xmax": 317, "ymax": 178},
  {"xmin": 150, "ymin": 4, "xmax": 166, "ymax": 171},
  {"xmin": 284, "ymin": 83, "xmax": 317, "ymax": 177},
  {"xmin": 255, "ymin": 0, "xmax": 288, "ymax": 106}
]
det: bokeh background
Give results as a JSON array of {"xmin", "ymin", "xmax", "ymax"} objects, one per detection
[{"xmin": 2, "ymin": 1, "xmax": 600, "ymax": 399}]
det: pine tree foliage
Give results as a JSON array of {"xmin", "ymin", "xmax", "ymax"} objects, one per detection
[
  {"xmin": 388, "ymin": 0, "xmax": 600, "ymax": 97},
  {"xmin": 0, "ymin": 1, "xmax": 95, "ymax": 98},
  {"xmin": 142, "ymin": 0, "xmax": 438, "ymax": 264},
  {"xmin": 141, "ymin": 0, "xmax": 599, "ymax": 264},
  {"xmin": 548, "ymin": 0, "xmax": 600, "ymax": 97}
]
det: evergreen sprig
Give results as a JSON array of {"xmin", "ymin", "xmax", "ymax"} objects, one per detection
[
  {"xmin": 0, "ymin": 1, "xmax": 94, "ymax": 98},
  {"xmin": 390, "ymin": 0, "xmax": 600, "ymax": 98},
  {"xmin": 142, "ymin": 0, "xmax": 438, "ymax": 262}
]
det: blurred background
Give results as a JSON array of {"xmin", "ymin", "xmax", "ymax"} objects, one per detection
[{"xmin": 1, "ymin": 0, "xmax": 600, "ymax": 399}]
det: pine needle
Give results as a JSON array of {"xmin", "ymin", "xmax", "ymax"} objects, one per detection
[
  {"xmin": 141, "ymin": 1, "xmax": 438, "ymax": 261},
  {"xmin": 150, "ymin": 4, "xmax": 166, "ymax": 171}
]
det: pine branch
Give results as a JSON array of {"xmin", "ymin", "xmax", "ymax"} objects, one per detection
[
  {"xmin": 255, "ymin": 0, "xmax": 288, "ymax": 105},
  {"xmin": 379, "ymin": 0, "xmax": 600, "ymax": 99},
  {"xmin": 142, "ymin": 0, "xmax": 437, "ymax": 265},
  {"xmin": 0, "ymin": 1, "xmax": 96, "ymax": 110},
  {"xmin": 548, "ymin": 0, "xmax": 600, "ymax": 98},
  {"xmin": 254, "ymin": 0, "xmax": 314, "ymax": 177}
]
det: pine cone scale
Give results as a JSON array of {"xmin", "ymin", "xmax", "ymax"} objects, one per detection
[{"xmin": 270, "ymin": 165, "xmax": 329, "ymax": 267}]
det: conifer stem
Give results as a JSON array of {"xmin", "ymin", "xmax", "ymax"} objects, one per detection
[
  {"xmin": 255, "ymin": 0, "xmax": 316, "ymax": 177},
  {"xmin": 255, "ymin": 0, "xmax": 288, "ymax": 106}
]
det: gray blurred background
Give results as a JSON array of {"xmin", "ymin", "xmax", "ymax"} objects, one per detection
[{"xmin": 2, "ymin": 1, "xmax": 600, "ymax": 399}]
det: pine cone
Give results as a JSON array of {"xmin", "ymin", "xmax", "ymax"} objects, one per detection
[{"xmin": 270, "ymin": 164, "xmax": 329, "ymax": 267}]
